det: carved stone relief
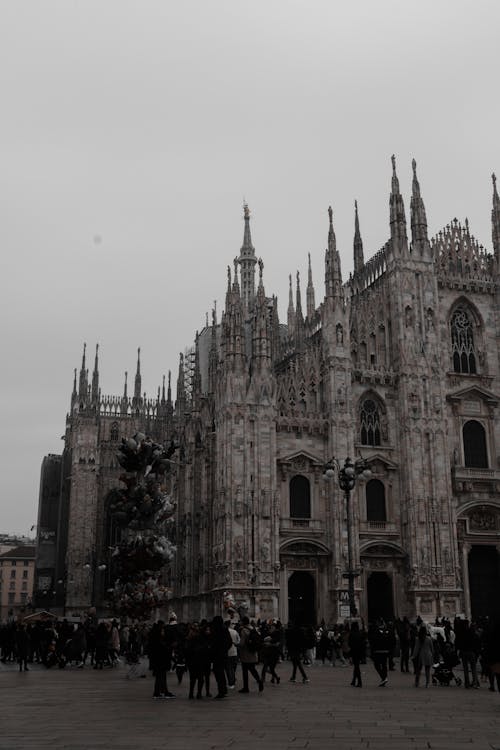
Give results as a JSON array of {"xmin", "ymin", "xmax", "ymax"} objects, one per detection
[{"xmin": 468, "ymin": 507, "xmax": 498, "ymax": 531}]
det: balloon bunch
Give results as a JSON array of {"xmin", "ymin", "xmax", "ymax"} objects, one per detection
[
  {"xmin": 111, "ymin": 535, "xmax": 176, "ymax": 576},
  {"xmin": 223, "ymin": 590, "xmax": 236, "ymax": 610},
  {"xmin": 107, "ymin": 433, "xmax": 178, "ymax": 618},
  {"xmin": 109, "ymin": 577, "xmax": 173, "ymax": 619},
  {"xmin": 108, "ymin": 478, "xmax": 176, "ymax": 530},
  {"xmin": 117, "ymin": 433, "xmax": 177, "ymax": 476}
]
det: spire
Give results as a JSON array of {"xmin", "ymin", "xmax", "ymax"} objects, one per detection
[
  {"xmin": 287, "ymin": 273, "xmax": 295, "ymax": 333},
  {"xmin": 134, "ymin": 348, "xmax": 142, "ymax": 404},
  {"xmin": 71, "ymin": 368, "xmax": 78, "ymax": 408},
  {"xmin": 123, "ymin": 371, "xmax": 128, "ymax": 399},
  {"xmin": 325, "ymin": 206, "xmax": 343, "ymax": 301},
  {"xmin": 492, "ymin": 172, "xmax": 500, "ymax": 259},
  {"xmin": 238, "ymin": 202, "xmax": 257, "ymax": 310},
  {"xmin": 257, "ymin": 257, "xmax": 265, "ymax": 297},
  {"xmin": 91, "ymin": 344, "xmax": 99, "ymax": 403},
  {"xmin": 232, "ymin": 257, "xmax": 240, "ymax": 295},
  {"xmin": 296, "ymin": 270, "xmax": 303, "ymax": 321},
  {"xmin": 252, "ymin": 258, "xmax": 272, "ymax": 368},
  {"xmin": 167, "ymin": 370, "xmax": 172, "ymax": 405},
  {"xmin": 175, "ymin": 352, "xmax": 186, "ymax": 414},
  {"xmin": 242, "ymin": 202, "xmax": 254, "ymax": 250},
  {"xmin": 78, "ymin": 342, "xmax": 87, "ymax": 399},
  {"xmin": 389, "ymin": 154, "xmax": 407, "ymax": 250},
  {"xmin": 391, "ymin": 153, "xmax": 400, "ymax": 193},
  {"xmin": 208, "ymin": 305, "xmax": 218, "ymax": 395},
  {"xmin": 353, "ymin": 200, "xmax": 364, "ymax": 274},
  {"xmin": 225, "ymin": 264, "xmax": 232, "ymax": 308},
  {"xmin": 161, "ymin": 374, "xmax": 166, "ymax": 404},
  {"xmin": 328, "ymin": 205, "xmax": 336, "ymax": 254},
  {"xmin": 410, "ymin": 158, "xmax": 428, "ymax": 249},
  {"xmin": 192, "ymin": 331, "xmax": 202, "ymax": 407},
  {"xmin": 306, "ymin": 252, "xmax": 315, "ymax": 319}
]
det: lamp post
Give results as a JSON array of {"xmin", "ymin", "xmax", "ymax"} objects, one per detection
[{"xmin": 323, "ymin": 457, "xmax": 371, "ymax": 618}]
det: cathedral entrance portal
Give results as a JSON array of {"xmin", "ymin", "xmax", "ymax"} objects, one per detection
[
  {"xmin": 288, "ymin": 571, "xmax": 315, "ymax": 626},
  {"xmin": 367, "ymin": 572, "xmax": 394, "ymax": 624},
  {"xmin": 468, "ymin": 545, "xmax": 500, "ymax": 621}
]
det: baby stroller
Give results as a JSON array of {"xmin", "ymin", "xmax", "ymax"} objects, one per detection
[
  {"xmin": 43, "ymin": 640, "xmax": 67, "ymax": 669},
  {"xmin": 431, "ymin": 636, "xmax": 462, "ymax": 686},
  {"xmin": 432, "ymin": 661, "xmax": 462, "ymax": 686}
]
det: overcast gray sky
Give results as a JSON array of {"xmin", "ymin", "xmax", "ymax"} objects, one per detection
[{"xmin": 1, "ymin": 0, "xmax": 499, "ymax": 535}]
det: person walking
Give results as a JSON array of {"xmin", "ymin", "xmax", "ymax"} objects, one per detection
[
  {"xmin": 396, "ymin": 617, "xmax": 411, "ymax": 673},
  {"xmin": 149, "ymin": 622, "xmax": 176, "ymax": 699},
  {"xmin": 348, "ymin": 621, "xmax": 366, "ymax": 687},
  {"xmin": 210, "ymin": 615, "xmax": 232, "ymax": 699},
  {"xmin": 412, "ymin": 625, "xmax": 434, "ymax": 688},
  {"xmin": 15, "ymin": 623, "xmax": 30, "ymax": 672},
  {"xmin": 286, "ymin": 622, "xmax": 309, "ymax": 683},
  {"xmin": 456, "ymin": 620, "xmax": 480, "ymax": 689},
  {"xmin": 261, "ymin": 630, "xmax": 281, "ymax": 684},
  {"xmin": 369, "ymin": 619, "xmax": 390, "ymax": 686},
  {"xmin": 185, "ymin": 623, "xmax": 205, "ymax": 700},
  {"xmin": 224, "ymin": 620, "xmax": 240, "ymax": 689},
  {"xmin": 238, "ymin": 617, "xmax": 264, "ymax": 693}
]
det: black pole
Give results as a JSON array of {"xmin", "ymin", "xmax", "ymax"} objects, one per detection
[{"xmin": 345, "ymin": 487, "xmax": 357, "ymax": 617}]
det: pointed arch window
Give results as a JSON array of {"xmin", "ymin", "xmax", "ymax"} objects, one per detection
[
  {"xmin": 290, "ymin": 475, "xmax": 311, "ymax": 518},
  {"xmin": 451, "ymin": 308, "xmax": 476, "ymax": 374},
  {"xmin": 463, "ymin": 420, "xmax": 488, "ymax": 468},
  {"xmin": 110, "ymin": 422, "xmax": 119, "ymax": 442},
  {"xmin": 360, "ymin": 398, "xmax": 381, "ymax": 446},
  {"xmin": 366, "ymin": 479, "xmax": 386, "ymax": 523}
]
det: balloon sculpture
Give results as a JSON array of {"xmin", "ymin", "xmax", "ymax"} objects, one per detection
[{"xmin": 107, "ymin": 432, "xmax": 178, "ymax": 618}]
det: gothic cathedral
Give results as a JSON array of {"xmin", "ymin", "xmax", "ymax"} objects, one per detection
[{"xmin": 36, "ymin": 158, "xmax": 500, "ymax": 625}]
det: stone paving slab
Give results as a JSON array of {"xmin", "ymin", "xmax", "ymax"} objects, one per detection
[{"xmin": 0, "ymin": 661, "xmax": 499, "ymax": 750}]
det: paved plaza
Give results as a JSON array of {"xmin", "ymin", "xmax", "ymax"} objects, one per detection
[{"xmin": 1, "ymin": 660, "xmax": 499, "ymax": 750}]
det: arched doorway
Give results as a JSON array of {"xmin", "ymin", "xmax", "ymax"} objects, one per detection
[
  {"xmin": 288, "ymin": 571, "xmax": 315, "ymax": 626},
  {"xmin": 367, "ymin": 572, "xmax": 394, "ymax": 624},
  {"xmin": 468, "ymin": 546, "xmax": 500, "ymax": 621}
]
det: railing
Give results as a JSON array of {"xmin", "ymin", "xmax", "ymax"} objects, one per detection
[
  {"xmin": 360, "ymin": 520, "xmax": 398, "ymax": 534},
  {"xmin": 280, "ymin": 518, "xmax": 323, "ymax": 532}
]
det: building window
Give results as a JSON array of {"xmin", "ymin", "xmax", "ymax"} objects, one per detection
[
  {"xmin": 11, "ymin": 560, "xmax": 17, "ymax": 566},
  {"xmin": 366, "ymin": 479, "xmax": 387, "ymax": 522},
  {"xmin": 451, "ymin": 308, "xmax": 476, "ymax": 374},
  {"xmin": 23, "ymin": 570, "xmax": 28, "ymax": 579},
  {"xmin": 110, "ymin": 421, "xmax": 119, "ymax": 442},
  {"xmin": 10, "ymin": 581, "xmax": 15, "ymax": 590},
  {"xmin": 10, "ymin": 569, "xmax": 16, "ymax": 579},
  {"xmin": 463, "ymin": 420, "xmax": 488, "ymax": 468},
  {"xmin": 8, "ymin": 593, "xmax": 15, "ymax": 604},
  {"xmin": 22, "ymin": 581, "xmax": 28, "ymax": 591},
  {"xmin": 360, "ymin": 398, "xmax": 381, "ymax": 446},
  {"xmin": 24, "ymin": 560, "xmax": 29, "ymax": 566},
  {"xmin": 21, "ymin": 593, "xmax": 28, "ymax": 603},
  {"xmin": 289, "ymin": 475, "xmax": 311, "ymax": 518}
]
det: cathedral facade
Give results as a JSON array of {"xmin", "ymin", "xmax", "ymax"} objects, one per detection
[{"xmin": 36, "ymin": 159, "xmax": 500, "ymax": 625}]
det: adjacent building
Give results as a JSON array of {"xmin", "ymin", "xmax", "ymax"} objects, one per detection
[{"xmin": 0, "ymin": 545, "xmax": 36, "ymax": 621}]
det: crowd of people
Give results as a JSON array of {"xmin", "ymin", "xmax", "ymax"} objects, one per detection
[{"xmin": 2, "ymin": 613, "xmax": 500, "ymax": 700}]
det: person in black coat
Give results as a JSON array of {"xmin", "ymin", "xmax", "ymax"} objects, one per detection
[
  {"xmin": 149, "ymin": 622, "xmax": 175, "ymax": 699},
  {"xmin": 185, "ymin": 622, "xmax": 205, "ymax": 699},
  {"xmin": 286, "ymin": 623, "xmax": 309, "ymax": 683},
  {"xmin": 369, "ymin": 619, "xmax": 391, "ymax": 686},
  {"xmin": 348, "ymin": 621, "xmax": 367, "ymax": 687},
  {"xmin": 15, "ymin": 623, "xmax": 31, "ymax": 672},
  {"xmin": 210, "ymin": 616, "xmax": 232, "ymax": 699}
]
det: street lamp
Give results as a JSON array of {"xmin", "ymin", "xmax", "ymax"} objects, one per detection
[{"xmin": 323, "ymin": 457, "xmax": 372, "ymax": 618}]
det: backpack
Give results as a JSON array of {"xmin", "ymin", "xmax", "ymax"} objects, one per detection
[{"xmin": 246, "ymin": 628, "xmax": 262, "ymax": 653}]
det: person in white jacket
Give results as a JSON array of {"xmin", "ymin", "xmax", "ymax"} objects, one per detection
[{"xmin": 224, "ymin": 621, "xmax": 240, "ymax": 688}]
